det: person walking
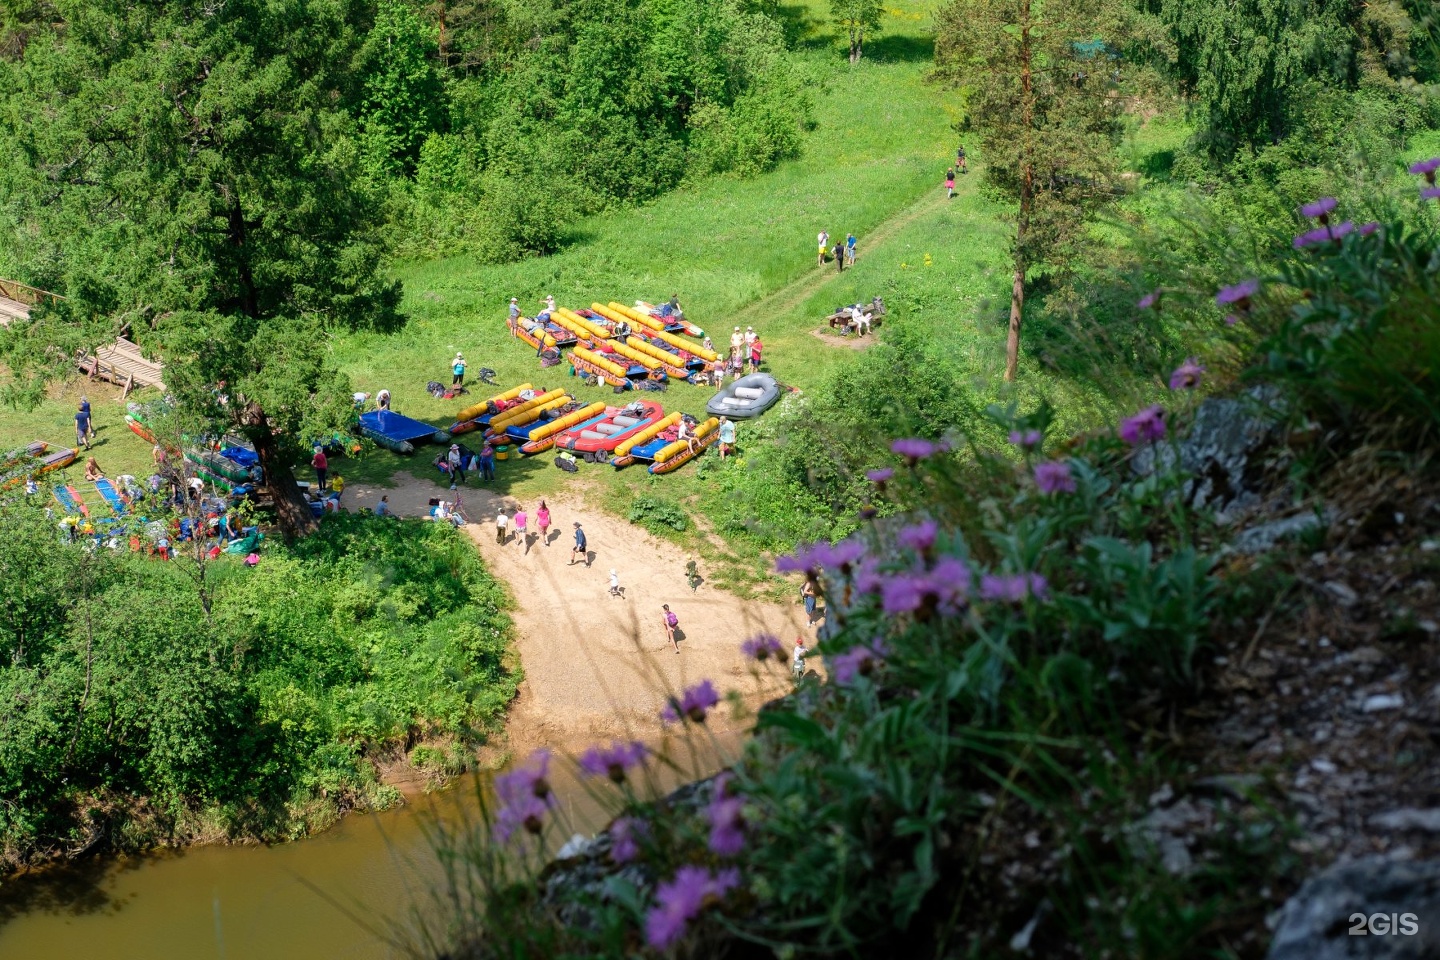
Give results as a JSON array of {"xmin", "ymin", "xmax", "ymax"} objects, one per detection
[
  {"xmin": 570, "ymin": 521, "xmax": 588, "ymax": 566},
  {"xmin": 513, "ymin": 507, "xmax": 527, "ymax": 548},
  {"xmin": 451, "ymin": 352, "xmax": 467, "ymax": 387},
  {"xmin": 609, "ymin": 569, "xmax": 622, "ymax": 598},
  {"xmin": 845, "ymin": 233, "xmax": 857, "ymax": 266},
  {"xmin": 446, "ymin": 444, "xmax": 465, "ymax": 489},
  {"xmin": 662, "ymin": 604, "xmax": 680, "ymax": 653},
  {"xmin": 945, "ymin": 168, "xmax": 955, "ymax": 199},
  {"xmin": 749, "ymin": 335, "xmax": 763, "ymax": 373},
  {"xmin": 792, "ymin": 636, "xmax": 809, "ymax": 680},
  {"xmin": 817, "ymin": 230, "xmax": 829, "ymax": 267},
  {"xmin": 835, "ymin": 238, "xmax": 845, "ymax": 273},
  {"xmin": 479, "ymin": 442, "xmax": 496, "ymax": 482},
  {"xmin": 536, "ymin": 500, "xmax": 551, "ymax": 545},
  {"xmin": 956, "ymin": 143, "xmax": 967, "ymax": 174},
  {"xmin": 495, "ymin": 507, "xmax": 509, "ymax": 545},
  {"xmin": 79, "ymin": 396, "xmax": 95, "ymax": 441},
  {"xmin": 311, "ymin": 446, "xmax": 328, "ymax": 492},
  {"xmin": 718, "ymin": 416, "xmax": 736, "ymax": 460},
  {"xmin": 74, "ymin": 403, "xmax": 93, "ymax": 451},
  {"xmin": 801, "ymin": 577, "xmax": 818, "ymax": 627}
]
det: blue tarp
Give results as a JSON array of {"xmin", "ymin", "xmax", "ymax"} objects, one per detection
[
  {"xmin": 358, "ymin": 410, "xmax": 441, "ymax": 445},
  {"xmin": 221, "ymin": 446, "xmax": 259, "ymax": 468}
]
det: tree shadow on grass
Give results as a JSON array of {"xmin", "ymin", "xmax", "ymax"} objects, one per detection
[{"xmin": 862, "ymin": 34, "xmax": 936, "ymax": 64}]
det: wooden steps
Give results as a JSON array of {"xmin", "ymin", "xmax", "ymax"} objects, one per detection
[
  {"xmin": 78, "ymin": 337, "xmax": 166, "ymax": 395},
  {"xmin": 0, "ymin": 297, "xmax": 29, "ymax": 325}
]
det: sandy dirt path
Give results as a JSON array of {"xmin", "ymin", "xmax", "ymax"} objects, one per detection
[{"xmin": 346, "ymin": 479, "xmax": 810, "ymax": 755}]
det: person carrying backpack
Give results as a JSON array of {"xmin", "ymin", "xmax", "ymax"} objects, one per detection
[
  {"xmin": 570, "ymin": 522, "xmax": 588, "ymax": 566},
  {"xmin": 662, "ymin": 604, "xmax": 680, "ymax": 653}
]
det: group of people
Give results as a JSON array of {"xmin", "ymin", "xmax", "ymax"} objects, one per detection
[
  {"xmin": 945, "ymin": 143, "xmax": 968, "ymax": 199},
  {"xmin": 444, "ymin": 441, "xmax": 497, "ymax": 489},
  {"xmin": 490, "ymin": 500, "xmax": 558, "ymax": 553},
  {"xmin": 816, "ymin": 230, "xmax": 857, "ymax": 271},
  {"xmin": 698, "ymin": 324, "xmax": 763, "ymax": 385}
]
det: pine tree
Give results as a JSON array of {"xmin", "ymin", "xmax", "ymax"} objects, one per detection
[{"xmin": 935, "ymin": 0, "xmax": 1136, "ymax": 381}]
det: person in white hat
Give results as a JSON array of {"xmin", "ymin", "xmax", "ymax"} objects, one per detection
[
  {"xmin": 447, "ymin": 443, "xmax": 465, "ymax": 488},
  {"xmin": 543, "ymin": 294, "xmax": 556, "ymax": 313},
  {"xmin": 451, "ymin": 352, "xmax": 466, "ymax": 387},
  {"xmin": 508, "ymin": 297, "xmax": 521, "ymax": 320},
  {"xmin": 744, "ymin": 325, "xmax": 756, "ymax": 348},
  {"xmin": 730, "ymin": 325, "xmax": 742, "ymax": 354}
]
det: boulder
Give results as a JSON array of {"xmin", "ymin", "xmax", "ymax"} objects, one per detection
[{"xmin": 1267, "ymin": 857, "xmax": 1440, "ymax": 959}]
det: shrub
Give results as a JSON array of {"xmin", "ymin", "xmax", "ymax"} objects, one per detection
[{"xmin": 628, "ymin": 494, "xmax": 689, "ymax": 534}]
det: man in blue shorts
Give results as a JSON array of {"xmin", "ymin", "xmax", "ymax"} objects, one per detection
[{"xmin": 570, "ymin": 521, "xmax": 588, "ymax": 566}]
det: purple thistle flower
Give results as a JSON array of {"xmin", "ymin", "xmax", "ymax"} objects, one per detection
[
  {"xmin": 774, "ymin": 542, "xmax": 819, "ymax": 576},
  {"xmin": 1168, "ymin": 357, "xmax": 1205, "ymax": 390},
  {"xmin": 880, "ymin": 574, "xmax": 925, "ymax": 614},
  {"xmin": 926, "ymin": 556, "xmax": 970, "ymax": 608},
  {"xmin": 706, "ymin": 776, "xmax": 747, "ymax": 856},
  {"xmin": 661, "ymin": 679, "xmax": 721, "ymax": 725},
  {"xmin": 1292, "ymin": 227, "xmax": 1331, "ymax": 250},
  {"xmin": 1423, "ymin": 186, "xmax": 1440, "ymax": 202},
  {"xmin": 1033, "ymin": 460, "xmax": 1076, "ymax": 494},
  {"xmin": 578, "ymin": 740, "xmax": 648, "ymax": 783},
  {"xmin": 1119, "ymin": 405, "xmax": 1167, "ymax": 445},
  {"xmin": 1409, "ymin": 157, "xmax": 1440, "ymax": 182},
  {"xmin": 1329, "ymin": 220, "xmax": 1355, "ymax": 241},
  {"xmin": 775, "ymin": 538, "xmax": 864, "ymax": 577},
  {"xmin": 610, "ymin": 816, "xmax": 644, "ymax": 863},
  {"xmin": 897, "ymin": 520, "xmax": 938, "ymax": 553},
  {"xmin": 492, "ymin": 793, "xmax": 550, "ymax": 843},
  {"xmin": 741, "ymin": 633, "xmax": 785, "ymax": 662},
  {"xmin": 830, "ymin": 640, "xmax": 887, "ymax": 684},
  {"xmin": 495, "ymin": 748, "xmax": 553, "ymax": 804},
  {"xmin": 1007, "ymin": 429, "xmax": 1043, "ymax": 450},
  {"xmin": 979, "ymin": 572, "xmax": 1047, "ymax": 604},
  {"xmin": 1299, "ymin": 197, "xmax": 1337, "ymax": 220},
  {"xmin": 645, "ymin": 867, "xmax": 740, "ymax": 951},
  {"xmin": 1137, "ymin": 289, "xmax": 1161, "ymax": 310},
  {"xmin": 1359, "ymin": 221, "xmax": 1380, "ymax": 236},
  {"xmin": 1215, "ymin": 279, "xmax": 1260, "ymax": 309},
  {"xmin": 891, "ymin": 437, "xmax": 939, "ymax": 463},
  {"xmin": 867, "ymin": 467, "xmax": 894, "ymax": 485},
  {"xmin": 853, "ymin": 558, "xmax": 884, "ymax": 595}
]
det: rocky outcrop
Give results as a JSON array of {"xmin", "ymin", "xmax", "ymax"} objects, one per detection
[{"xmin": 1267, "ymin": 857, "xmax": 1440, "ymax": 959}]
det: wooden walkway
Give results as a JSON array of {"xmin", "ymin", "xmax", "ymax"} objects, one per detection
[
  {"xmin": 78, "ymin": 337, "xmax": 166, "ymax": 395},
  {"xmin": 0, "ymin": 277, "xmax": 54, "ymax": 326}
]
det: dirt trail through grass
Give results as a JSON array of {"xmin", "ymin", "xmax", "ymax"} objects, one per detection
[{"xmin": 730, "ymin": 190, "xmax": 943, "ymax": 332}]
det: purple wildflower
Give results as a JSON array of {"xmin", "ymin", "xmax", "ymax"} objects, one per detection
[
  {"xmin": 645, "ymin": 867, "xmax": 740, "ymax": 951},
  {"xmin": 1292, "ymin": 227, "xmax": 1331, "ymax": 249},
  {"xmin": 1299, "ymin": 197, "xmax": 1337, "ymax": 220},
  {"xmin": 979, "ymin": 572, "xmax": 1048, "ymax": 604},
  {"xmin": 1033, "ymin": 460, "xmax": 1076, "ymax": 495},
  {"xmin": 578, "ymin": 740, "xmax": 648, "ymax": 783},
  {"xmin": 775, "ymin": 538, "xmax": 865, "ymax": 577},
  {"xmin": 1215, "ymin": 279, "xmax": 1260, "ymax": 309},
  {"xmin": 830, "ymin": 641, "xmax": 886, "ymax": 684},
  {"xmin": 854, "ymin": 559, "xmax": 884, "ymax": 595},
  {"xmin": 661, "ymin": 680, "xmax": 721, "ymax": 725},
  {"xmin": 1137, "ymin": 289, "xmax": 1161, "ymax": 310},
  {"xmin": 898, "ymin": 520, "xmax": 938, "ymax": 553},
  {"xmin": 741, "ymin": 633, "xmax": 785, "ymax": 661},
  {"xmin": 1423, "ymin": 186, "xmax": 1440, "ymax": 202},
  {"xmin": 492, "ymin": 793, "xmax": 550, "ymax": 843},
  {"xmin": 610, "ymin": 816, "xmax": 644, "ymax": 863},
  {"xmin": 706, "ymin": 776, "xmax": 747, "ymax": 856},
  {"xmin": 926, "ymin": 556, "xmax": 971, "ymax": 609},
  {"xmin": 1409, "ymin": 157, "xmax": 1440, "ymax": 182},
  {"xmin": 891, "ymin": 437, "xmax": 939, "ymax": 464},
  {"xmin": 880, "ymin": 574, "xmax": 925, "ymax": 614},
  {"xmin": 867, "ymin": 467, "xmax": 894, "ymax": 485},
  {"xmin": 1329, "ymin": 220, "xmax": 1355, "ymax": 241},
  {"xmin": 1359, "ymin": 221, "xmax": 1380, "ymax": 236},
  {"xmin": 1119, "ymin": 405, "xmax": 1166, "ymax": 445},
  {"xmin": 1008, "ymin": 429, "xmax": 1043, "ymax": 450},
  {"xmin": 495, "ymin": 748, "xmax": 552, "ymax": 803},
  {"xmin": 1168, "ymin": 357, "xmax": 1205, "ymax": 390}
]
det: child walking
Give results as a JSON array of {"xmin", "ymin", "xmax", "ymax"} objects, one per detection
[
  {"xmin": 945, "ymin": 169, "xmax": 955, "ymax": 199},
  {"xmin": 609, "ymin": 569, "xmax": 622, "ymax": 598}
]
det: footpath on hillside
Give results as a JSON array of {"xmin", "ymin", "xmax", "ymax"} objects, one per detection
[{"xmin": 347, "ymin": 480, "xmax": 809, "ymax": 754}]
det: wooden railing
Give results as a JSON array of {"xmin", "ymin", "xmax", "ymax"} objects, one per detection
[{"xmin": 0, "ymin": 278, "xmax": 64, "ymax": 306}]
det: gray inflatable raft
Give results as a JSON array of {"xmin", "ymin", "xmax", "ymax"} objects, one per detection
[{"xmin": 706, "ymin": 373, "xmax": 780, "ymax": 419}]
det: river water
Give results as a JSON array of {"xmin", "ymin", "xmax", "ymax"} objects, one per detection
[{"xmin": 0, "ymin": 737, "xmax": 733, "ymax": 960}]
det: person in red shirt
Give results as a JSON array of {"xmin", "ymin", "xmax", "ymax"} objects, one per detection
[
  {"xmin": 749, "ymin": 335, "xmax": 763, "ymax": 373},
  {"xmin": 311, "ymin": 446, "xmax": 328, "ymax": 492}
]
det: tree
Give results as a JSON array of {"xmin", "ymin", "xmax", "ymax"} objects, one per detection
[
  {"xmin": 0, "ymin": 0, "xmax": 401, "ymax": 539},
  {"xmin": 360, "ymin": 0, "xmax": 446, "ymax": 176},
  {"xmin": 935, "ymin": 0, "xmax": 1136, "ymax": 381},
  {"xmin": 831, "ymin": 0, "xmax": 882, "ymax": 64}
]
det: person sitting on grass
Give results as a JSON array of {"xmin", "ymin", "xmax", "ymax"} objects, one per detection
[{"xmin": 83, "ymin": 456, "xmax": 105, "ymax": 481}]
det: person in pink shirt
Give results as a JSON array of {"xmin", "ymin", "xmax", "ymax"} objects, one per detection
[
  {"xmin": 535, "ymin": 501, "xmax": 551, "ymax": 546},
  {"xmin": 513, "ymin": 507, "xmax": 528, "ymax": 549}
]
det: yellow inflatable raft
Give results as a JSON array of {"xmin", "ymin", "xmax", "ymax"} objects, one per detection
[{"xmin": 650, "ymin": 417, "xmax": 720, "ymax": 474}]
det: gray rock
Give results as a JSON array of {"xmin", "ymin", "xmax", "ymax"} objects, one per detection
[
  {"xmin": 1232, "ymin": 512, "xmax": 1330, "ymax": 556},
  {"xmin": 1362, "ymin": 694, "xmax": 1405, "ymax": 713},
  {"xmin": 1132, "ymin": 389, "xmax": 1282, "ymax": 515},
  {"xmin": 1267, "ymin": 857, "xmax": 1440, "ymax": 959},
  {"xmin": 1369, "ymin": 809, "xmax": 1440, "ymax": 833},
  {"xmin": 1324, "ymin": 581, "xmax": 1360, "ymax": 606}
]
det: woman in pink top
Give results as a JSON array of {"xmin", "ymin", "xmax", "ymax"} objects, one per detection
[
  {"xmin": 513, "ymin": 507, "xmax": 527, "ymax": 546},
  {"xmin": 535, "ymin": 501, "xmax": 551, "ymax": 546}
]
